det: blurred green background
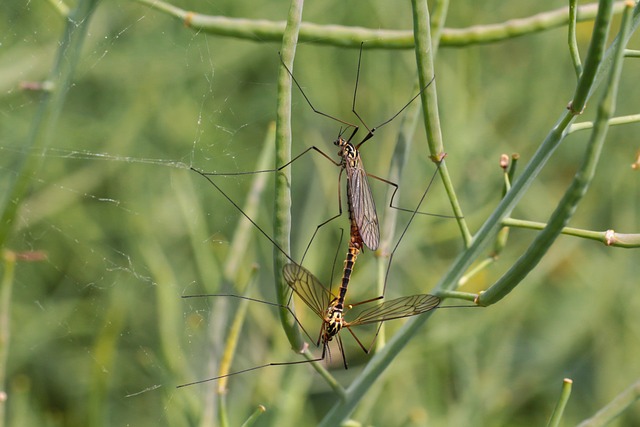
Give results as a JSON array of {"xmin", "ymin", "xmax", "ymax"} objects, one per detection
[{"xmin": 1, "ymin": 0, "xmax": 639, "ymax": 426}]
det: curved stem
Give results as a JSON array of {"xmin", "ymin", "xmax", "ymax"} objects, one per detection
[
  {"xmin": 136, "ymin": 0, "xmax": 628, "ymax": 49},
  {"xmin": 274, "ymin": 0, "xmax": 305, "ymax": 354}
]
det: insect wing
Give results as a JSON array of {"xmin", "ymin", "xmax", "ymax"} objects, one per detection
[
  {"xmin": 346, "ymin": 158, "xmax": 380, "ymax": 250},
  {"xmin": 347, "ymin": 294, "xmax": 441, "ymax": 326},
  {"xmin": 283, "ymin": 263, "xmax": 335, "ymax": 319}
]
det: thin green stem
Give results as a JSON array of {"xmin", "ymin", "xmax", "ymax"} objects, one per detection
[
  {"xmin": 217, "ymin": 394, "xmax": 229, "ymax": 427},
  {"xmin": 216, "ymin": 268, "xmax": 258, "ymax": 395},
  {"xmin": 240, "ymin": 405, "xmax": 267, "ymax": 427},
  {"xmin": 0, "ymin": 252, "xmax": 16, "ymax": 427},
  {"xmin": 458, "ymin": 257, "xmax": 495, "ymax": 287},
  {"xmin": 136, "ymin": 0, "xmax": 627, "ymax": 49},
  {"xmin": 569, "ymin": 0, "xmax": 583, "ymax": 78},
  {"xmin": 215, "ymin": 270, "xmax": 258, "ymax": 427},
  {"xmin": 436, "ymin": 289, "xmax": 478, "ymax": 303},
  {"xmin": 570, "ymin": 0, "xmax": 615, "ymax": 113},
  {"xmin": 584, "ymin": 3, "xmax": 640, "ymax": 102},
  {"xmin": 429, "ymin": 0, "xmax": 450, "ymax": 52},
  {"xmin": 276, "ymin": 0, "xmax": 341, "ymax": 396},
  {"xmin": 577, "ymin": 378, "xmax": 640, "ymax": 427},
  {"xmin": 412, "ymin": 0, "xmax": 471, "ymax": 246},
  {"xmin": 274, "ymin": 0, "xmax": 304, "ymax": 352},
  {"xmin": 547, "ymin": 378, "xmax": 573, "ymax": 427},
  {"xmin": 568, "ymin": 113, "xmax": 640, "ymax": 133},
  {"xmin": 502, "ymin": 217, "xmax": 640, "ymax": 248}
]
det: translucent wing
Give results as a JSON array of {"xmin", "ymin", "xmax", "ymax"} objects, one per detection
[
  {"xmin": 282, "ymin": 263, "xmax": 334, "ymax": 319},
  {"xmin": 346, "ymin": 294, "xmax": 441, "ymax": 326},
  {"xmin": 346, "ymin": 157, "xmax": 379, "ymax": 250}
]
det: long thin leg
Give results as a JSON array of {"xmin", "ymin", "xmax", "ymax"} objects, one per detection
[
  {"xmin": 191, "ymin": 167, "xmax": 295, "ymax": 264},
  {"xmin": 300, "ymin": 167, "xmax": 345, "ymax": 264},
  {"xmin": 355, "ymin": 75, "xmax": 436, "ymax": 150},
  {"xmin": 176, "ymin": 354, "xmax": 325, "ymax": 388},
  {"xmin": 365, "ymin": 171, "xmax": 457, "ymax": 219},
  {"xmin": 200, "ymin": 145, "xmax": 340, "ymax": 177},
  {"xmin": 279, "ymin": 53, "xmax": 358, "ymax": 130},
  {"xmin": 380, "ymin": 157, "xmax": 445, "ymax": 296},
  {"xmin": 327, "ymin": 228, "xmax": 345, "ymax": 296},
  {"xmin": 345, "ymin": 325, "xmax": 370, "ymax": 357},
  {"xmin": 336, "ymin": 333, "xmax": 348, "ymax": 369},
  {"xmin": 351, "ymin": 42, "xmax": 372, "ymax": 136}
]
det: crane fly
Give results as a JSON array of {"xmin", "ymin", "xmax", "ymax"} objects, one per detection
[
  {"xmin": 177, "ymin": 263, "xmax": 444, "ymax": 388},
  {"xmin": 282, "ymin": 262, "xmax": 441, "ymax": 368},
  {"xmin": 337, "ymin": 126, "xmax": 379, "ymax": 250},
  {"xmin": 195, "ymin": 43, "xmax": 438, "ymax": 252}
]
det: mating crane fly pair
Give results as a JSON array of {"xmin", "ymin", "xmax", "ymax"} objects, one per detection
[{"xmin": 181, "ymin": 45, "xmax": 456, "ymax": 388}]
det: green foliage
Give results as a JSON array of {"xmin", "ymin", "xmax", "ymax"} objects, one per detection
[{"xmin": 1, "ymin": 0, "xmax": 639, "ymax": 426}]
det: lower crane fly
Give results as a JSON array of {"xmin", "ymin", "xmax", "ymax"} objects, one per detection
[
  {"xmin": 282, "ymin": 263, "xmax": 441, "ymax": 368},
  {"xmin": 177, "ymin": 262, "xmax": 442, "ymax": 388}
]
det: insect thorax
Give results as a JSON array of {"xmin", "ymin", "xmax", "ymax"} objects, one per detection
[
  {"xmin": 334, "ymin": 137, "xmax": 359, "ymax": 165},
  {"xmin": 324, "ymin": 303, "xmax": 344, "ymax": 339}
]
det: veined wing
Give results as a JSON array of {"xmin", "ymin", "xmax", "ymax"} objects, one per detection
[
  {"xmin": 283, "ymin": 263, "xmax": 335, "ymax": 319},
  {"xmin": 346, "ymin": 157, "xmax": 379, "ymax": 251},
  {"xmin": 346, "ymin": 294, "xmax": 441, "ymax": 326}
]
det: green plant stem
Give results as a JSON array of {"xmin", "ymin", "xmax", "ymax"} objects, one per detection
[
  {"xmin": 436, "ymin": 290, "xmax": 478, "ymax": 302},
  {"xmin": 216, "ymin": 268, "xmax": 257, "ymax": 395},
  {"xmin": 215, "ymin": 270, "xmax": 257, "ymax": 427},
  {"xmin": 570, "ymin": 0, "xmax": 616, "ymax": 114},
  {"xmin": 625, "ymin": 49, "xmax": 640, "ymax": 56},
  {"xmin": 273, "ymin": 0, "xmax": 341, "ymax": 396},
  {"xmin": 584, "ymin": 3, "xmax": 640, "ymax": 102},
  {"xmin": 577, "ymin": 378, "xmax": 640, "ymax": 427},
  {"xmin": 135, "ymin": 0, "xmax": 627, "ymax": 49},
  {"xmin": 0, "ymin": 252, "xmax": 16, "ymax": 427},
  {"xmin": 480, "ymin": 0, "xmax": 632, "ymax": 306},
  {"xmin": 458, "ymin": 256, "xmax": 495, "ymax": 287},
  {"xmin": 240, "ymin": 405, "xmax": 266, "ymax": 427},
  {"xmin": 502, "ymin": 218, "xmax": 640, "ymax": 248},
  {"xmin": 412, "ymin": 0, "xmax": 471, "ymax": 246},
  {"xmin": 274, "ymin": 0, "xmax": 304, "ymax": 353},
  {"xmin": 272, "ymin": 0, "xmax": 340, "ymax": 396},
  {"xmin": 547, "ymin": 378, "xmax": 573, "ymax": 427},
  {"xmin": 569, "ymin": 0, "xmax": 583, "ymax": 78},
  {"xmin": 0, "ymin": 0, "xmax": 99, "ymax": 251},
  {"xmin": 217, "ymin": 394, "xmax": 229, "ymax": 427},
  {"xmin": 568, "ymin": 113, "xmax": 640, "ymax": 133},
  {"xmin": 429, "ymin": 0, "xmax": 450, "ymax": 51}
]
